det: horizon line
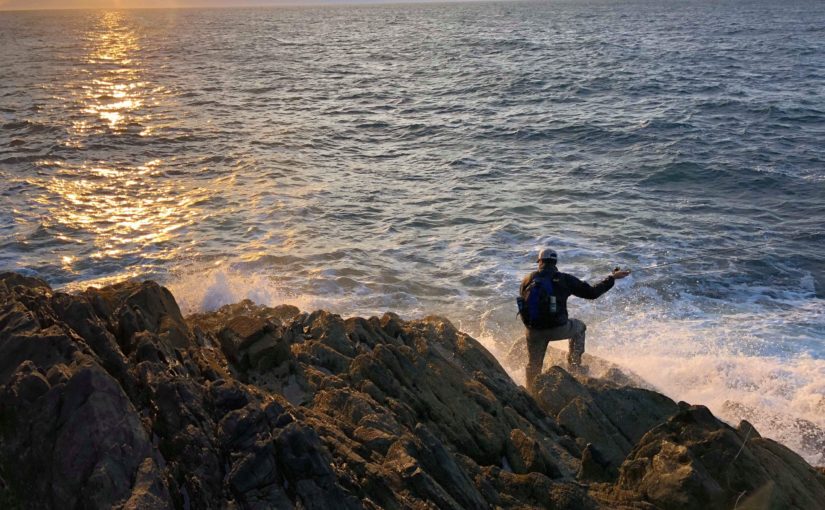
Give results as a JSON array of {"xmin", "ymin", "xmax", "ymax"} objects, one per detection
[{"xmin": 0, "ymin": 0, "xmax": 509, "ymax": 12}]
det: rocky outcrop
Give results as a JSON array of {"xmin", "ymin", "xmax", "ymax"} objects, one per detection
[
  {"xmin": 611, "ymin": 405, "xmax": 825, "ymax": 510},
  {"xmin": 1, "ymin": 271, "xmax": 824, "ymax": 509},
  {"xmin": 532, "ymin": 366, "xmax": 680, "ymax": 479}
]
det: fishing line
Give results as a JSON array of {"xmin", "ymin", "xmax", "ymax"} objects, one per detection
[
  {"xmin": 630, "ymin": 246, "xmax": 747, "ymax": 272},
  {"xmin": 624, "ymin": 230, "xmax": 822, "ymax": 272}
]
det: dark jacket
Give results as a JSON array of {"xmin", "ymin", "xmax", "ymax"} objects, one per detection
[{"xmin": 520, "ymin": 266, "xmax": 614, "ymax": 327}]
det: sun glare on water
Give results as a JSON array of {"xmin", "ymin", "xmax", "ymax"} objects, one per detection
[
  {"xmin": 75, "ymin": 11, "xmax": 146, "ymax": 133},
  {"xmin": 24, "ymin": 10, "xmax": 210, "ymax": 282}
]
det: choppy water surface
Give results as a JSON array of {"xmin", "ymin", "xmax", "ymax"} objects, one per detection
[{"xmin": 2, "ymin": 0, "xmax": 824, "ymax": 462}]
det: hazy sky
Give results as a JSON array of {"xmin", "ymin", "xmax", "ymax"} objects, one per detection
[{"xmin": 0, "ymin": 0, "xmax": 393, "ymax": 9}]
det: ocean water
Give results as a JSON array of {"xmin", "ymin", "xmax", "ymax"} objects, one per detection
[{"xmin": 2, "ymin": 0, "xmax": 824, "ymax": 463}]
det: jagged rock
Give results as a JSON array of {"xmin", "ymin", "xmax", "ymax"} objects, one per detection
[
  {"xmin": 0, "ymin": 359, "xmax": 163, "ymax": 509},
  {"xmin": 275, "ymin": 422, "xmax": 362, "ymax": 509},
  {"xmin": 227, "ymin": 441, "xmax": 278, "ymax": 493},
  {"xmin": 215, "ymin": 315, "xmax": 287, "ymax": 371},
  {"xmin": 2, "ymin": 272, "xmax": 824, "ymax": 510},
  {"xmin": 50, "ymin": 291, "xmax": 132, "ymax": 385},
  {"xmin": 188, "ymin": 300, "xmax": 301, "ymax": 333},
  {"xmin": 208, "ymin": 378, "xmax": 249, "ymax": 417},
  {"xmin": 246, "ymin": 332, "xmax": 291, "ymax": 372},
  {"xmin": 86, "ymin": 280, "xmax": 191, "ymax": 353},
  {"xmin": 121, "ymin": 458, "xmax": 173, "ymax": 510},
  {"xmin": 617, "ymin": 404, "xmax": 825, "ymax": 509},
  {"xmin": 533, "ymin": 366, "xmax": 594, "ymax": 415},
  {"xmin": 533, "ymin": 365, "xmax": 678, "ymax": 477},
  {"xmin": 588, "ymin": 381, "xmax": 679, "ymax": 446},
  {"xmin": 557, "ymin": 396, "xmax": 635, "ymax": 470},
  {"xmin": 305, "ymin": 311, "xmax": 358, "ymax": 358},
  {"xmin": 578, "ymin": 443, "xmax": 613, "ymax": 483}
]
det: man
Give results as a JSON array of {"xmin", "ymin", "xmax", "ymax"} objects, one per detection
[{"xmin": 519, "ymin": 248, "xmax": 630, "ymax": 391}]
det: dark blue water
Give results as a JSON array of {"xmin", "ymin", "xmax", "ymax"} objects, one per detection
[{"xmin": 1, "ymin": 0, "xmax": 824, "ymax": 462}]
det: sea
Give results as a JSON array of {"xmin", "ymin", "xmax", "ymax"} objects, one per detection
[{"xmin": 1, "ymin": 0, "xmax": 824, "ymax": 464}]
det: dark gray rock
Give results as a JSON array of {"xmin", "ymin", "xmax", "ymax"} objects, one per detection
[
  {"xmin": 274, "ymin": 422, "xmax": 362, "ymax": 510},
  {"xmin": 533, "ymin": 365, "xmax": 678, "ymax": 477},
  {"xmin": 617, "ymin": 404, "xmax": 825, "ymax": 510},
  {"xmin": 2, "ymin": 272, "xmax": 824, "ymax": 510}
]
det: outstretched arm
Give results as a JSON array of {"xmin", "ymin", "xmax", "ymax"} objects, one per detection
[
  {"xmin": 568, "ymin": 268, "xmax": 629, "ymax": 300},
  {"xmin": 568, "ymin": 275, "xmax": 613, "ymax": 300}
]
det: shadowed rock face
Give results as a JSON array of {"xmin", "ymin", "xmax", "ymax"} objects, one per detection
[
  {"xmin": 614, "ymin": 404, "xmax": 825, "ymax": 510},
  {"xmin": 1, "ymin": 272, "xmax": 824, "ymax": 509},
  {"xmin": 532, "ymin": 366, "xmax": 681, "ymax": 479}
]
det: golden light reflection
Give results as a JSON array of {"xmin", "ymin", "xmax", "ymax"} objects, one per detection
[
  {"xmin": 72, "ymin": 11, "xmax": 147, "ymax": 134},
  {"xmin": 30, "ymin": 160, "xmax": 210, "ymax": 263},
  {"xmin": 34, "ymin": 11, "xmax": 206, "ymax": 274}
]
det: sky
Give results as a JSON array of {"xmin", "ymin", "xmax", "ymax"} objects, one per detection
[{"xmin": 0, "ymin": 0, "xmax": 387, "ymax": 9}]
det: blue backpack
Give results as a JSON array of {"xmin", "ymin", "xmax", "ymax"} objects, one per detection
[{"xmin": 517, "ymin": 274, "xmax": 561, "ymax": 328}]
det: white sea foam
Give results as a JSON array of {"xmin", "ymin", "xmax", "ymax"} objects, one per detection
[
  {"xmin": 596, "ymin": 348, "xmax": 825, "ymax": 465},
  {"xmin": 588, "ymin": 304, "xmax": 825, "ymax": 466},
  {"xmin": 166, "ymin": 264, "xmax": 425, "ymax": 319},
  {"xmin": 167, "ymin": 266, "xmax": 318, "ymax": 316}
]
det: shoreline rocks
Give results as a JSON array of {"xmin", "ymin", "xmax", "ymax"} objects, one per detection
[{"xmin": 1, "ymin": 272, "xmax": 824, "ymax": 509}]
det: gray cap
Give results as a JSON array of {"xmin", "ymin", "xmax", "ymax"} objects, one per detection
[{"xmin": 537, "ymin": 248, "xmax": 558, "ymax": 262}]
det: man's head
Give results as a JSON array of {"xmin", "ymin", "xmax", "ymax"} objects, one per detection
[{"xmin": 537, "ymin": 248, "xmax": 557, "ymax": 270}]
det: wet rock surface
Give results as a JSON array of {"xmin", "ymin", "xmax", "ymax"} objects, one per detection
[{"xmin": 1, "ymin": 272, "xmax": 823, "ymax": 509}]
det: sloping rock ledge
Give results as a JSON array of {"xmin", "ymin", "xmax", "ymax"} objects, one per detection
[{"xmin": 1, "ymin": 272, "xmax": 824, "ymax": 509}]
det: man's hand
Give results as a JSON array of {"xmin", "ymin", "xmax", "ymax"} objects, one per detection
[{"xmin": 612, "ymin": 267, "xmax": 631, "ymax": 279}]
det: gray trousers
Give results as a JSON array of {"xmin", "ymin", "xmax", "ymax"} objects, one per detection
[{"xmin": 525, "ymin": 319, "xmax": 586, "ymax": 392}]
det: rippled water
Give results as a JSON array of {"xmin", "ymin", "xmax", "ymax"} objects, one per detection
[{"xmin": 2, "ymin": 0, "xmax": 824, "ymax": 462}]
